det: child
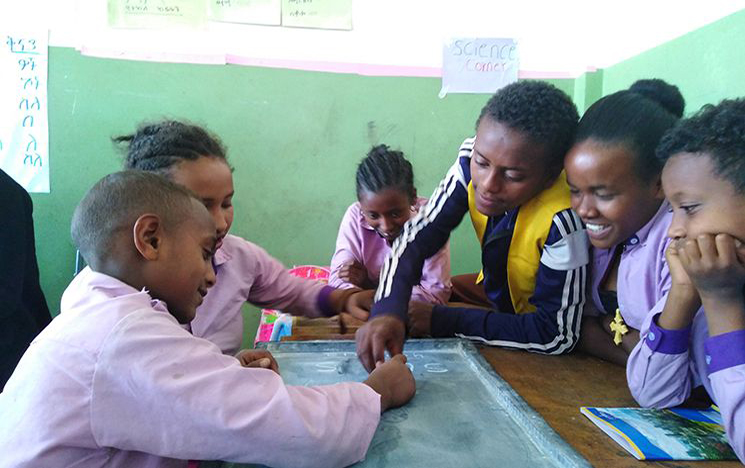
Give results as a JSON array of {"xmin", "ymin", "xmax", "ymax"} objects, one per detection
[
  {"xmin": 0, "ymin": 171, "xmax": 415, "ymax": 467},
  {"xmin": 329, "ymin": 144, "xmax": 451, "ymax": 307},
  {"xmin": 626, "ymin": 98, "xmax": 745, "ymax": 461},
  {"xmin": 116, "ymin": 121, "xmax": 369, "ymax": 355},
  {"xmin": 0, "ymin": 168, "xmax": 51, "ymax": 388},
  {"xmin": 564, "ymin": 80, "xmax": 684, "ymax": 366},
  {"xmin": 356, "ymin": 81, "xmax": 587, "ymax": 371}
]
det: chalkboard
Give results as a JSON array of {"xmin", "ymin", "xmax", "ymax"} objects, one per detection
[{"xmin": 208, "ymin": 339, "xmax": 590, "ymax": 468}]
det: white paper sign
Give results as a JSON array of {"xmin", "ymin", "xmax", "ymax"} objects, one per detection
[
  {"xmin": 0, "ymin": 32, "xmax": 49, "ymax": 193},
  {"xmin": 441, "ymin": 38, "xmax": 519, "ymax": 97},
  {"xmin": 209, "ymin": 0, "xmax": 281, "ymax": 26}
]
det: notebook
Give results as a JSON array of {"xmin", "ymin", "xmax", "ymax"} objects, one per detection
[{"xmin": 580, "ymin": 406, "xmax": 736, "ymax": 461}]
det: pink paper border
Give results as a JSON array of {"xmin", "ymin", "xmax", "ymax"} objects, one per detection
[{"xmin": 77, "ymin": 47, "xmax": 587, "ymax": 79}]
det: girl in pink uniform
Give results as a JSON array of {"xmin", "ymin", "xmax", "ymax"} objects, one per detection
[
  {"xmin": 329, "ymin": 144, "xmax": 451, "ymax": 307},
  {"xmin": 117, "ymin": 120, "xmax": 369, "ymax": 354}
]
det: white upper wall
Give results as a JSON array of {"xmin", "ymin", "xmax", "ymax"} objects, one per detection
[{"xmin": 2, "ymin": 1, "xmax": 743, "ymax": 75}]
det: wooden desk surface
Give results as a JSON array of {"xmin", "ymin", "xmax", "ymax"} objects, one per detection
[{"xmin": 283, "ymin": 317, "xmax": 741, "ymax": 468}]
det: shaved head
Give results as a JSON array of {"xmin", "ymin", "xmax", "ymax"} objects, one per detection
[{"xmin": 71, "ymin": 171, "xmax": 202, "ymax": 267}]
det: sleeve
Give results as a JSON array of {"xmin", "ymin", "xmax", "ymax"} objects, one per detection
[
  {"xmin": 410, "ymin": 241, "xmax": 452, "ymax": 305},
  {"xmin": 371, "ymin": 155, "xmax": 470, "ymax": 320},
  {"xmin": 705, "ymin": 330, "xmax": 745, "ymax": 463},
  {"xmin": 22, "ymin": 194, "xmax": 51, "ymax": 329},
  {"xmin": 243, "ymin": 242, "xmax": 334, "ymax": 317},
  {"xmin": 430, "ymin": 209, "xmax": 588, "ymax": 355},
  {"xmin": 328, "ymin": 203, "xmax": 365, "ymax": 290},
  {"xmin": 91, "ymin": 311, "xmax": 380, "ymax": 468},
  {"xmin": 0, "ymin": 180, "xmax": 30, "ymax": 319},
  {"xmin": 626, "ymin": 308, "xmax": 697, "ymax": 408}
]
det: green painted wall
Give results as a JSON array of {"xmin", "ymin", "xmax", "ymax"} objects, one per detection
[
  {"xmin": 28, "ymin": 8, "xmax": 745, "ymax": 344},
  {"xmin": 34, "ymin": 46, "xmax": 572, "ymax": 341},
  {"xmin": 601, "ymin": 9, "xmax": 745, "ymax": 113},
  {"xmin": 572, "ymin": 69, "xmax": 604, "ymax": 113}
]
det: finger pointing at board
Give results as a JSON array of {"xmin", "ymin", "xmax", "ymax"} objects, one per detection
[{"xmin": 355, "ymin": 315, "xmax": 406, "ymax": 372}]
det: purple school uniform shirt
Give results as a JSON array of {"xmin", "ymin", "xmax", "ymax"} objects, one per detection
[
  {"xmin": 190, "ymin": 234, "xmax": 336, "ymax": 355},
  {"xmin": 0, "ymin": 268, "xmax": 380, "ymax": 468},
  {"xmin": 329, "ymin": 198, "xmax": 452, "ymax": 305},
  {"xmin": 588, "ymin": 202, "xmax": 672, "ymax": 330},
  {"xmin": 628, "ymin": 298, "xmax": 745, "ymax": 461}
]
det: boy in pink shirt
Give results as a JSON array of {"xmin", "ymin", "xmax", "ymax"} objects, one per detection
[
  {"xmin": 626, "ymin": 98, "xmax": 745, "ymax": 461},
  {"xmin": 0, "ymin": 171, "xmax": 415, "ymax": 468}
]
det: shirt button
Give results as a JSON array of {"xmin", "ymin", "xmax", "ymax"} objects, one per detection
[
  {"xmin": 629, "ymin": 237, "xmax": 639, "ymax": 245},
  {"xmin": 648, "ymin": 331, "xmax": 656, "ymax": 341},
  {"xmin": 706, "ymin": 355, "xmax": 712, "ymax": 365}
]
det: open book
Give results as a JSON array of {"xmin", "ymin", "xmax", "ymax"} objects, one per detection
[{"xmin": 580, "ymin": 406, "xmax": 737, "ymax": 461}]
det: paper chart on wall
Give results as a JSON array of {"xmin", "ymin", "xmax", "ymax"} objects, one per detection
[
  {"xmin": 209, "ymin": 0, "xmax": 281, "ymax": 25},
  {"xmin": 0, "ymin": 31, "xmax": 50, "ymax": 193},
  {"xmin": 281, "ymin": 0, "xmax": 352, "ymax": 30},
  {"xmin": 107, "ymin": 0, "xmax": 208, "ymax": 29},
  {"xmin": 441, "ymin": 38, "xmax": 519, "ymax": 97}
]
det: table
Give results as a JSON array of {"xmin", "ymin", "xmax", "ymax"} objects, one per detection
[{"xmin": 282, "ymin": 316, "xmax": 741, "ymax": 468}]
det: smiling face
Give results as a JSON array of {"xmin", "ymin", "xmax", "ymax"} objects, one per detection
[
  {"xmin": 469, "ymin": 118, "xmax": 556, "ymax": 217},
  {"xmin": 359, "ymin": 187, "xmax": 414, "ymax": 245},
  {"xmin": 565, "ymin": 140, "xmax": 664, "ymax": 249},
  {"xmin": 170, "ymin": 156, "xmax": 234, "ymax": 251},
  {"xmin": 663, "ymin": 152, "xmax": 745, "ymax": 243},
  {"xmin": 150, "ymin": 200, "xmax": 218, "ymax": 324}
]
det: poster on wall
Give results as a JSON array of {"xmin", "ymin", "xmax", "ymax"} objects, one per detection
[
  {"xmin": 0, "ymin": 31, "xmax": 49, "ymax": 193},
  {"xmin": 108, "ymin": 0, "xmax": 208, "ymax": 29},
  {"xmin": 281, "ymin": 0, "xmax": 352, "ymax": 30},
  {"xmin": 209, "ymin": 0, "xmax": 281, "ymax": 25},
  {"xmin": 441, "ymin": 38, "xmax": 519, "ymax": 97}
]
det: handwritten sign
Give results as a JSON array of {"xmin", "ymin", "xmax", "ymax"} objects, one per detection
[
  {"xmin": 108, "ymin": 0, "xmax": 207, "ymax": 29},
  {"xmin": 0, "ymin": 32, "xmax": 49, "ymax": 193},
  {"xmin": 209, "ymin": 0, "xmax": 281, "ymax": 25},
  {"xmin": 441, "ymin": 38, "xmax": 519, "ymax": 97},
  {"xmin": 281, "ymin": 0, "xmax": 352, "ymax": 30}
]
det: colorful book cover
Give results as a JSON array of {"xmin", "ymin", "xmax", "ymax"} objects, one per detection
[{"xmin": 580, "ymin": 406, "xmax": 737, "ymax": 461}]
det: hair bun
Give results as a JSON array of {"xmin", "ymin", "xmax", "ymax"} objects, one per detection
[{"xmin": 629, "ymin": 79, "xmax": 685, "ymax": 118}]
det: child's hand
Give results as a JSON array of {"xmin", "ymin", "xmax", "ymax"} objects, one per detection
[
  {"xmin": 677, "ymin": 234, "xmax": 745, "ymax": 300},
  {"xmin": 407, "ymin": 301, "xmax": 434, "ymax": 337},
  {"xmin": 355, "ymin": 315, "xmax": 406, "ymax": 373},
  {"xmin": 666, "ymin": 240, "xmax": 696, "ymax": 289},
  {"xmin": 338, "ymin": 261, "xmax": 370, "ymax": 288},
  {"xmin": 236, "ymin": 349, "xmax": 280, "ymax": 374},
  {"xmin": 363, "ymin": 354, "xmax": 415, "ymax": 412},
  {"xmin": 344, "ymin": 289, "xmax": 374, "ymax": 321}
]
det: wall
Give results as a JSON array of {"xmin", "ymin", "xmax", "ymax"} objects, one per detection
[
  {"xmin": 34, "ymin": 46, "xmax": 572, "ymax": 332},
  {"xmin": 31, "ymin": 8, "xmax": 745, "ymax": 344},
  {"xmin": 601, "ymin": 9, "xmax": 745, "ymax": 113}
]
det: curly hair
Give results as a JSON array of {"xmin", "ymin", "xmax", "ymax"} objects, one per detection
[
  {"xmin": 657, "ymin": 98, "xmax": 745, "ymax": 194},
  {"xmin": 356, "ymin": 144, "xmax": 416, "ymax": 202},
  {"xmin": 114, "ymin": 120, "xmax": 230, "ymax": 175},
  {"xmin": 477, "ymin": 81, "xmax": 579, "ymax": 171},
  {"xmin": 629, "ymin": 79, "xmax": 685, "ymax": 118},
  {"xmin": 575, "ymin": 85, "xmax": 681, "ymax": 182}
]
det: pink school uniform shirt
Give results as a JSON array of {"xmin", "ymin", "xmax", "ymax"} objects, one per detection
[
  {"xmin": 587, "ymin": 203, "xmax": 672, "ymax": 330},
  {"xmin": 190, "ymin": 234, "xmax": 338, "ymax": 355},
  {"xmin": 0, "ymin": 268, "xmax": 379, "ymax": 468},
  {"xmin": 329, "ymin": 198, "xmax": 452, "ymax": 305}
]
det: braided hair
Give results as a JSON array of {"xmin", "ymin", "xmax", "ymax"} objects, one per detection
[
  {"xmin": 355, "ymin": 144, "xmax": 416, "ymax": 202},
  {"xmin": 114, "ymin": 120, "xmax": 230, "ymax": 175}
]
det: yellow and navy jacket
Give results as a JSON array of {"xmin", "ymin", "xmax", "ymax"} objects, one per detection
[{"xmin": 371, "ymin": 137, "xmax": 589, "ymax": 354}]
